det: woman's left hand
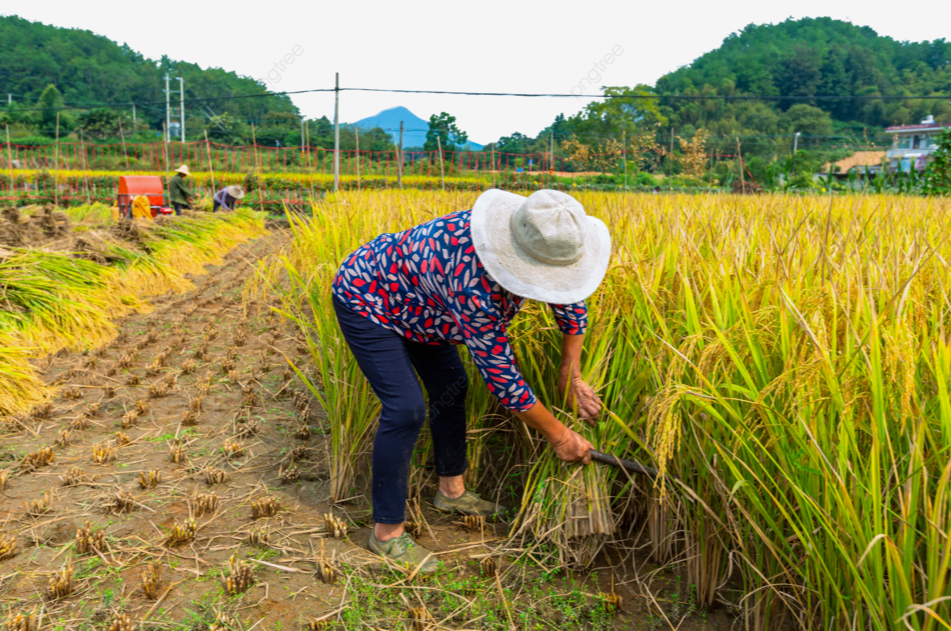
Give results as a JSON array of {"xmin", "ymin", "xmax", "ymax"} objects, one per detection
[{"xmin": 559, "ymin": 371, "xmax": 603, "ymax": 424}]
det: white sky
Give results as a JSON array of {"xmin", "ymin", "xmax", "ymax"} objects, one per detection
[{"xmin": 6, "ymin": 0, "xmax": 950, "ymax": 143}]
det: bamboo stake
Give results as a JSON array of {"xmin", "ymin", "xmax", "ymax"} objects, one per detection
[
  {"xmin": 5, "ymin": 124, "xmax": 13, "ymax": 201},
  {"xmin": 163, "ymin": 122, "xmax": 170, "ymax": 203},
  {"xmin": 118, "ymin": 118, "xmax": 130, "ymax": 170},
  {"xmin": 54, "ymin": 112, "xmax": 60, "ymax": 208},
  {"xmin": 79, "ymin": 129, "xmax": 90, "ymax": 203},
  {"xmin": 437, "ymin": 136, "xmax": 445, "ymax": 191},
  {"xmin": 205, "ymin": 130, "xmax": 216, "ymax": 199},
  {"xmin": 354, "ymin": 126, "xmax": 360, "ymax": 189},
  {"xmin": 251, "ymin": 124, "xmax": 263, "ymax": 213}
]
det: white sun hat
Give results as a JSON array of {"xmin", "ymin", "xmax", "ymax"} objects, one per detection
[
  {"xmin": 175, "ymin": 164, "xmax": 191, "ymax": 176},
  {"xmin": 470, "ymin": 189, "xmax": 611, "ymax": 304},
  {"xmin": 226, "ymin": 185, "xmax": 246, "ymax": 199}
]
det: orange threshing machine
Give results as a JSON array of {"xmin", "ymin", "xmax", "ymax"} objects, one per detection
[{"xmin": 117, "ymin": 176, "xmax": 174, "ymax": 219}]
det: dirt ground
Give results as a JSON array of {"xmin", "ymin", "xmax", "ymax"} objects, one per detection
[{"xmin": 0, "ymin": 228, "xmax": 737, "ymax": 631}]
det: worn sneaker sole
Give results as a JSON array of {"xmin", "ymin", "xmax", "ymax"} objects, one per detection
[
  {"xmin": 432, "ymin": 494, "xmax": 499, "ymax": 518},
  {"xmin": 368, "ymin": 535, "xmax": 438, "ymax": 576}
]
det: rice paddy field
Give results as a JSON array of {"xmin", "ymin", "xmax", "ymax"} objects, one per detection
[{"xmin": 2, "ymin": 189, "xmax": 951, "ymax": 631}]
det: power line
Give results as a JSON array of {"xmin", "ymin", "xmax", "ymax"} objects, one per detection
[{"xmin": 2, "ymin": 84, "xmax": 951, "ymax": 113}]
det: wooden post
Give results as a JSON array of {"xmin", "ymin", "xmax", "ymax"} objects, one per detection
[
  {"xmin": 118, "ymin": 118, "xmax": 130, "ymax": 170},
  {"xmin": 251, "ymin": 123, "xmax": 264, "ymax": 212},
  {"xmin": 668, "ymin": 127, "xmax": 675, "ymax": 182},
  {"xmin": 397, "ymin": 121, "xmax": 404, "ymax": 190},
  {"xmin": 736, "ymin": 137, "xmax": 744, "ymax": 192},
  {"xmin": 79, "ymin": 129, "xmax": 91, "ymax": 203},
  {"xmin": 54, "ymin": 112, "xmax": 60, "ymax": 208},
  {"xmin": 163, "ymin": 122, "xmax": 170, "ymax": 205},
  {"xmin": 354, "ymin": 126, "xmax": 361, "ymax": 188},
  {"xmin": 5, "ymin": 124, "xmax": 13, "ymax": 201},
  {"xmin": 622, "ymin": 129, "xmax": 627, "ymax": 189},
  {"xmin": 205, "ymin": 130, "xmax": 216, "ymax": 199},
  {"xmin": 437, "ymin": 135, "xmax": 445, "ymax": 191}
]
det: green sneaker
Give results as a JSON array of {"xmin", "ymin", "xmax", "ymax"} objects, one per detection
[
  {"xmin": 433, "ymin": 489, "xmax": 500, "ymax": 519},
  {"xmin": 368, "ymin": 532, "xmax": 438, "ymax": 576}
]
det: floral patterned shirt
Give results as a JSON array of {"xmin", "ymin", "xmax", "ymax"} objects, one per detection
[{"xmin": 332, "ymin": 209, "xmax": 588, "ymax": 411}]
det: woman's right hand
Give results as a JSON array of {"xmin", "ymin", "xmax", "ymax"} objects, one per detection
[{"xmin": 550, "ymin": 427, "xmax": 593, "ymax": 465}]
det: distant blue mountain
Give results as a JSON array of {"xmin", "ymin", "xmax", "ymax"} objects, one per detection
[{"xmin": 353, "ymin": 106, "xmax": 483, "ymax": 151}]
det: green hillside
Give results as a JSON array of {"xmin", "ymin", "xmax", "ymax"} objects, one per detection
[
  {"xmin": 656, "ymin": 17, "xmax": 951, "ymax": 139},
  {"xmin": 0, "ymin": 15, "xmax": 299, "ymax": 144}
]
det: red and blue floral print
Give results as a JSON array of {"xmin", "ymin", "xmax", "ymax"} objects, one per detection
[{"xmin": 332, "ymin": 209, "xmax": 588, "ymax": 411}]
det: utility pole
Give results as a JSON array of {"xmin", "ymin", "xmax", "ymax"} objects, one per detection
[
  {"xmin": 178, "ymin": 77, "xmax": 185, "ymax": 144},
  {"xmin": 164, "ymin": 74, "xmax": 171, "ymax": 143},
  {"xmin": 6, "ymin": 94, "xmax": 10, "ymax": 106},
  {"xmin": 437, "ymin": 135, "xmax": 445, "ymax": 190},
  {"xmin": 622, "ymin": 130, "xmax": 627, "ymax": 189},
  {"xmin": 354, "ymin": 126, "xmax": 361, "ymax": 188},
  {"xmin": 300, "ymin": 116, "xmax": 305, "ymax": 163},
  {"xmin": 132, "ymin": 104, "xmax": 136, "ymax": 128},
  {"xmin": 550, "ymin": 129, "xmax": 554, "ymax": 173},
  {"xmin": 793, "ymin": 132, "xmax": 801, "ymax": 155},
  {"xmin": 333, "ymin": 72, "xmax": 340, "ymax": 192},
  {"xmin": 397, "ymin": 121, "xmax": 404, "ymax": 190}
]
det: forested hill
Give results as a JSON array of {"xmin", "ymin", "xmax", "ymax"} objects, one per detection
[
  {"xmin": 0, "ymin": 15, "xmax": 297, "ymax": 141},
  {"xmin": 655, "ymin": 17, "xmax": 951, "ymax": 138}
]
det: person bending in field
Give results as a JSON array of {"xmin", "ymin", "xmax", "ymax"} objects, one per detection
[
  {"xmin": 168, "ymin": 165, "xmax": 194, "ymax": 215},
  {"xmin": 332, "ymin": 189, "xmax": 610, "ymax": 575},
  {"xmin": 212, "ymin": 185, "xmax": 245, "ymax": 212}
]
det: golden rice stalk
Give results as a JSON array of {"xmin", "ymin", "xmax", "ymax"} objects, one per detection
[
  {"xmin": 227, "ymin": 347, "xmax": 239, "ymax": 362},
  {"xmin": 47, "ymin": 562, "xmax": 73, "ymax": 600},
  {"xmin": 240, "ymin": 385, "xmax": 259, "ymax": 408},
  {"xmin": 74, "ymin": 520, "xmax": 105, "ymax": 555},
  {"xmin": 56, "ymin": 428, "xmax": 71, "ymax": 447},
  {"xmin": 135, "ymin": 400, "xmax": 149, "ymax": 415},
  {"xmin": 0, "ymin": 531, "xmax": 17, "ymax": 560},
  {"xmin": 106, "ymin": 613, "xmax": 136, "ymax": 631},
  {"xmin": 407, "ymin": 606, "xmax": 434, "ymax": 631},
  {"xmin": 82, "ymin": 402, "xmax": 100, "ymax": 418},
  {"xmin": 4, "ymin": 609, "xmax": 39, "ymax": 631},
  {"xmin": 227, "ymin": 369, "xmax": 239, "ymax": 383},
  {"xmin": 220, "ymin": 359, "xmax": 235, "ymax": 374},
  {"xmin": 479, "ymin": 556, "xmax": 497, "ymax": 577},
  {"xmin": 288, "ymin": 445, "xmax": 311, "ymax": 462},
  {"xmin": 62, "ymin": 387, "xmax": 83, "ymax": 400},
  {"xmin": 21, "ymin": 446, "xmax": 54, "ymax": 472},
  {"xmin": 169, "ymin": 443, "xmax": 187, "ymax": 464},
  {"xmin": 141, "ymin": 563, "xmax": 162, "ymax": 600},
  {"xmin": 222, "ymin": 439, "xmax": 244, "ymax": 459},
  {"xmin": 117, "ymin": 354, "xmax": 133, "ymax": 369},
  {"xmin": 246, "ymin": 527, "xmax": 269, "ymax": 547},
  {"xmin": 105, "ymin": 489, "xmax": 136, "ymax": 514},
  {"xmin": 194, "ymin": 344, "xmax": 209, "ymax": 361},
  {"xmin": 235, "ymin": 420, "xmax": 259, "ymax": 439},
  {"xmin": 281, "ymin": 367, "xmax": 293, "ymax": 383},
  {"xmin": 105, "ymin": 386, "xmax": 116, "ymax": 398},
  {"xmin": 189, "ymin": 395, "xmax": 203, "ymax": 413},
  {"xmin": 315, "ymin": 539, "xmax": 336, "ymax": 585},
  {"xmin": 122, "ymin": 411, "xmax": 138, "ymax": 429},
  {"xmin": 114, "ymin": 432, "xmax": 130, "ymax": 446},
  {"xmin": 164, "ymin": 372, "xmax": 178, "ymax": 388},
  {"xmin": 26, "ymin": 489, "xmax": 55, "ymax": 516},
  {"xmin": 92, "ymin": 443, "xmax": 117, "ymax": 464},
  {"xmin": 164, "ymin": 518, "xmax": 197, "ymax": 547},
  {"xmin": 133, "ymin": 465, "xmax": 160, "ymax": 488},
  {"xmin": 323, "ymin": 513, "xmax": 347, "ymax": 539},
  {"xmin": 31, "ymin": 403, "xmax": 52, "ymax": 420},
  {"xmin": 292, "ymin": 391, "xmax": 308, "ymax": 411},
  {"xmin": 294, "ymin": 421, "xmax": 311, "ymax": 440},
  {"xmin": 144, "ymin": 363, "xmax": 160, "ymax": 377},
  {"xmin": 204, "ymin": 467, "xmax": 226, "ymax": 486},
  {"xmin": 307, "ymin": 619, "xmax": 330, "ymax": 631},
  {"xmin": 225, "ymin": 553, "xmax": 254, "ymax": 595},
  {"xmin": 181, "ymin": 410, "xmax": 197, "ymax": 427},
  {"xmin": 197, "ymin": 381, "xmax": 210, "ymax": 397},
  {"xmin": 69, "ymin": 416, "xmax": 89, "ymax": 431},
  {"xmin": 234, "ymin": 333, "xmax": 246, "ymax": 347},
  {"xmin": 82, "ymin": 357, "xmax": 98, "ymax": 370},
  {"xmin": 0, "ymin": 469, "xmax": 8, "ymax": 491},
  {"xmin": 61, "ymin": 467, "xmax": 87, "ymax": 486},
  {"xmin": 125, "ymin": 375, "xmax": 140, "ymax": 386},
  {"xmin": 190, "ymin": 492, "xmax": 219, "ymax": 517},
  {"xmin": 279, "ymin": 463, "xmax": 299, "ymax": 484},
  {"xmin": 456, "ymin": 515, "xmax": 485, "ymax": 533},
  {"xmin": 251, "ymin": 497, "xmax": 279, "ymax": 520},
  {"xmin": 181, "ymin": 359, "xmax": 196, "ymax": 374},
  {"xmin": 148, "ymin": 382, "xmax": 168, "ymax": 399}
]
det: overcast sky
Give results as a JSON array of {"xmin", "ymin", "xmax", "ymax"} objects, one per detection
[{"xmin": 6, "ymin": 0, "xmax": 950, "ymax": 143}]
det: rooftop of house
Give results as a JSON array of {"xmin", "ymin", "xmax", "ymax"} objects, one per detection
[
  {"xmin": 824, "ymin": 150, "xmax": 887, "ymax": 173},
  {"xmin": 886, "ymin": 115, "xmax": 951, "ymax": 133}
]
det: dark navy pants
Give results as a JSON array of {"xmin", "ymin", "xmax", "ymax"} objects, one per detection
[{"xmin": 333, "ymin": 297, "xmax": 469, "ymax": 524}]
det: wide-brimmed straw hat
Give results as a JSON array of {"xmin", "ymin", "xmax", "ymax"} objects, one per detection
[
  {"xmin": 226, "ymin": 185, "xmax": 245, "ymax": 199},
  {"xmin": 175, "ymin": 164, "xmax": 191, "ymax": 176},
  {"xmin": 470, "ymin": 189, "xmax": 611, "ymax": 304}
]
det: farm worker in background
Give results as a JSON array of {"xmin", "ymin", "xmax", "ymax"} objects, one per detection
[
  {"xmin": 332, "ymin": 189, "xmax": 610, "ymax": 575},
  {"xmin": 213, "ymin": 185, "xmax": 245, "ymax": 212},
  {"xmin": 168, "ymin": 165, "xmax": 193, "ymax": 215}
]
